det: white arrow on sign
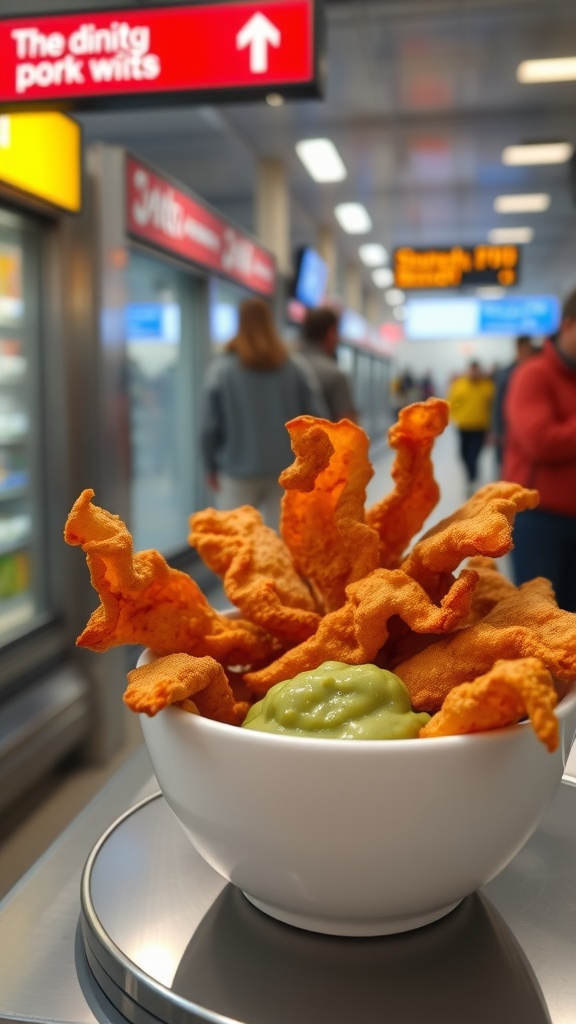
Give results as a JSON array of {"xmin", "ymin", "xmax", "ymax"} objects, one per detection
[{"xmin": 236, "ymin": 12, "xmax": 281, "ymax": 74}]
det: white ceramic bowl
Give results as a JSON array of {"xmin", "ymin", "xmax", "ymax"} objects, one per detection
[{"xmin": 138, "ymin": 649, "xmax": 576, "ymax": 937}]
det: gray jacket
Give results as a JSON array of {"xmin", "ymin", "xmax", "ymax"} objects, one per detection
[
  {"xmin": 297, "ymin": 343, "xmax": 356, "ymax": 422},
  {"xmin": 200, "ymin": 352, "xmax": 326, "ymax": 478}
]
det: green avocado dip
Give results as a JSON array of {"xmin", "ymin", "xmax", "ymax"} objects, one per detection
[{"xmin": 242, "ymin": 661, "xmax": 430, "ymax": 739}]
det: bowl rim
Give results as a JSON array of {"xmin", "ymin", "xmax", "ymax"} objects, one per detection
[{"xmin": 140, "ymin": 677, "xmax": 576, "ymax": 754}]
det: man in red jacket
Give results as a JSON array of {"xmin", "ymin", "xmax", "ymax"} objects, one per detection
[{"xmin": 502, "ymin": 289, "xmax": 576, "ymax": 611}]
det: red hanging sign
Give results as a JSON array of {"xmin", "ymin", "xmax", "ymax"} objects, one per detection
[
  {"xmin": 126, "ymin": 156, "xmax": 276, "ymax": 296},
  {"xmin": 0, "ymin": 1, "xmax": 322, "ymax": 109}
]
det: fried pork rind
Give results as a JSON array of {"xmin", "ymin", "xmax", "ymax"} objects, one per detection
[
  {"xmin": 462, "ymin": 556, "xmax": 517, "ymax": 625},
  {"xmin": 419, "ymin": 658, "xmax": 559, "ymax": 752},
  {"xmin": 366, "ymin": 398, "xmax": 449, "ymax": 568},
  {"xmin": 244, "ymin": 566, "xmax": 477, "ymax": 698},
  {"xmin": 400, "ymin": 481, "xmax": 539, "ymax": 603},
  {"xmin": 280, "ymin": 422, "xmax": 335, "ymax": 489},
  {"xmin": 395, "ymin": 577, "xmax": 576, "ymax": 714},
  {"xmin": 188, "ymin": 505, "xmax": 320, "ymax": 645},
  {"xmin": 279, "ymin": 417, "xmax": 380, "ymax": 614},
  {"xmin": 370, "ymin": 555, "xmax": 516, "ymax": 672},
  {"xmin": 64, "ymin": 489, "xmax": 277, "ymax": 667},
  {"xmin": 124, "ymin": 652, "xmax": 249, "ymax": 724}
]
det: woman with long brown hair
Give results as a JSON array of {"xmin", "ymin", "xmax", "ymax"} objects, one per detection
[{"xmin": 200, "ymin": 297, "xmax": 326, "ymax": 530}]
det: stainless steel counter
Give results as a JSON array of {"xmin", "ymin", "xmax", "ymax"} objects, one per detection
[{"xmin": 0, "ymin": 745, "xmax": 575, "ymax": 1024}]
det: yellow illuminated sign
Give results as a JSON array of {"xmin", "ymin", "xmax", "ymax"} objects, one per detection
[
  {"xmin": 0, "ymin": 112, "xmax": 81, "ymax": 213},
  {"xmin": 393, "ymin": 245, "xmax": 520, "ymax": 289}
]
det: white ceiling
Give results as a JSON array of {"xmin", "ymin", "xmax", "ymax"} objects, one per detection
[{"xmin": 6, "ymin": 0, "xmax": 576, "ymax": 312}]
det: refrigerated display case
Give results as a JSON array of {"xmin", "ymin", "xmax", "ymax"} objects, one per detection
[
  {"xmin": 0, "ymin": 211, "xmax": 45, "ymax": 645},
  {"xmin": 0, "ymin": 199, "xmax": 92, "ymax": 816},
  {"xmin": 0, "ymin": 118, "xmax": 99, "ymax": 819},
  {"xmin": 126, "ymin": 251, "xmax": 201, "ymax": 555}
]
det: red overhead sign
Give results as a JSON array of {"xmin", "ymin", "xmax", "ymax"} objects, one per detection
[
  {"xmin": 0, "ymin": 1, "xmax": 322, "ymax": 109},
  {"xmin": 126, "ymin": 156, "xmax": 276, "ymax": 296}
]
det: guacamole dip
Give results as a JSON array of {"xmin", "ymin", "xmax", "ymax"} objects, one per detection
[{"xmin": 242, "ymin": 661, "xmax": 430, "ymax": 739}]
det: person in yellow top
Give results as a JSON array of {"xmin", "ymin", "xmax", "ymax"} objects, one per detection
[{"xmin": 447, "ymin": 360, "xmax": 495, "ymax": 494}]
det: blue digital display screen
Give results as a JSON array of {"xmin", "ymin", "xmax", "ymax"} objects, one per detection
[
  {"xmin": 478, "ymin": 295, "xmax": 560, "ymax": 336},
  {"xmin": 210, "ymin": 301, "xmax": 239, "ymax": 344},
  {"xmin": 126, "ymin": 303, "xmax": 180, "ymax": 343},
  {"xmin": 405, "ymin": 295, "xmax": 560, "ymax": 340},
  {"xmin": 293, "ymin": 247, "xmax": 329, "ymax": 308}
]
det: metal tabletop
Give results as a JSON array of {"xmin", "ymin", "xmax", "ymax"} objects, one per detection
[{"xmin": 0, "ymin": 744, "xmax": 575, "ymax": 1024}]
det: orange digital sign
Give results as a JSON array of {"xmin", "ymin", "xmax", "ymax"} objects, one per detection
[{"xmin": 393, "ymin": 245, "xmax": 520, "ymax": 289}]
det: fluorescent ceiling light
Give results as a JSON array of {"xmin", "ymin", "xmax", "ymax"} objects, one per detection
[
  {"xmin": 487, "ymin": 227, "xmax": 534, "ymax": 244},
  {"xmin": 295, "ymin": 138, "xmax": 347, "ymax": 182},
  {"xmin": 371, "ymin": 267, "xmax": 394, "ymax": 288},
  {"xmin": 517, "ymin": 58, "xmax": 576, "ymax": 83},
  {"xmin": 334, "ymin": 202, "xmax": 372, "ymax": 234},
  {"xmin": 358, "ymin": 243, "xmax": 388, "ymax": 267},
  {"xmin": 384, "ymin": 288, "xmax": 405, "ymax": 306},
  {"xmin": 494, "ymin": 193, "xmax": 550, "ymax": 213},
  {"xmin": 502, "ymin": 142, "xmax": 573, "ymax": 165}
]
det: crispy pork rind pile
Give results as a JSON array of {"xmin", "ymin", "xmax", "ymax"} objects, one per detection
[
  {"xmin": 124, "ymin": 653, "xmax": 249, "ymax": 725},
  {"xmin": 64, "ymin": 399, "xmax": 576, "ymax": 748},
  {"xmin": 420, "ymin": 657, "xmax": 559, "ymax": 752}
]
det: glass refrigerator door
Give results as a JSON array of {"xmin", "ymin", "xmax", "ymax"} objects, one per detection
[
  {"xmin": 127, "ymin": 250, "xmax": 197, "ymax": 556},
  {"xmin": 209, "ymin": 277, "xmax": 246, "ymax": 348},
  {"xmin": 0, "ymin": 209, "xmax": 46, "ymax": 646}
]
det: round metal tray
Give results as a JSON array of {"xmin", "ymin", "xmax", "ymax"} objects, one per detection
[{"xmin": 80, "ymin": 792, "xmax": 551, "ymax": 1024}]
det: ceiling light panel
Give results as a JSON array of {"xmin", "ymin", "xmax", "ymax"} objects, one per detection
[
  {"xmin": 334, "ymin": 203, "xmax": 372, "ymax": 234},
  {"xmin": 501, "ymin": 143, "xmax": 573, "ymax": 165},
  {"xmin": 295, "ymin": 139, "xmax": 347, "ymax": 182},
  {"xmin": 384, "ymin": 288, "xmax": 405, "ymax": 305},
  {"xmin": 358, "ymin": 243, "xmax": 388, "ymax": 267},
  {"xmin": 517, "ymin": 58, "xmax": 576, "ymax": 83},
  {"xmin": 493, "ymin": 193, "xmax": 550, "ymax": 213},
  {"xmin": 487, "ymin": 227, "xmax": 534, "ymax": 244},
  {"xmin": 371, "ymin": 267, "xmax": 394, "ymax": 287}
]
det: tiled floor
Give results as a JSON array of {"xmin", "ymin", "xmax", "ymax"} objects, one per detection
[{"xmin": 1, "ymin": 425, "xmax": 574, "ymax": 902}]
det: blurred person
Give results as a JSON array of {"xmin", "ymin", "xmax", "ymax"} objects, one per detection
[
  {"xmin": 200, "ymin": 297, "xmax": 325, "ymax": 531},
  {"xmin": 298, "ymin": 307, "xmax": 357, "ymax": 422},
  {"xmin": 502, "ymin": 291, "xmax": 576, "ymax": 611},
  {"xmin": 421, "ymin": 371, "xmax": 436, "ymax": 400},
  {"xmin": 491, "ymin": 335, "xmax": 538, "ymax": 469},
  {"xmin": 447, "ymin": 360, "xmax": 495, "ymax": 495},
  {"xmin": 390, "ymin": 371, "xmax": 406, "ymax": 415},
  {"xmin": 400, "ymin": 370, "xmax": 422, "ymax": 404},
  {"xmin": 390, "ymin": 369, "xmax": 421, "ymax": 415}
]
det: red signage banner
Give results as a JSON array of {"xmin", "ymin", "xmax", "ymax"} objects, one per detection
[
  {"xmin": 0, "ymin": 1, "xmax": 321, "ymax": 109},
  {"xmin": 126, "ymin": 156, "xmax": 276, "ymax": 296}
]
